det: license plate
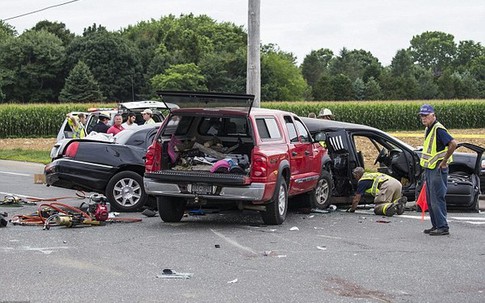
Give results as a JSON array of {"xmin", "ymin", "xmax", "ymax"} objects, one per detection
[{"xmin": 189, "ymin": 184, "xmax": 213, "ymax": 195}]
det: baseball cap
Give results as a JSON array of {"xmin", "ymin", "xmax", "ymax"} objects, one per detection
[
  {"xmin": 419, "ymin": 104, "xmax": 434, "ymax": 115},
  {"xmin": 141, "ymin": 109, "xmax": 153, "ymax": 115}
]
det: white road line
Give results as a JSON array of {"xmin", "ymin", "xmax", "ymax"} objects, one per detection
[
  {"xmin": 211, "ymin": 229, "xmax": 258, "ymax": 256},
  {"xmin": 0, "ymin": 171, "xmax": 30, "ymax": 177}
]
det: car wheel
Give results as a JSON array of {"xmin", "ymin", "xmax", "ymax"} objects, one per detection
[
  {"xmin": 105, "ymin": 171, "xmax": 147, "ymax": 212},
  {"xmin": 261, "ymin": 179, "xmax": 288, "ymax": 225},
  {"xmin": 157, "ymin": 196, "xmax": 185, "ymax": 222},
  {"xmin": 308, "ymin": 170, "xmax": 333, "ymax": 209}
]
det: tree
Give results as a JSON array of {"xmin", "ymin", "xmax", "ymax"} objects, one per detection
[
  {"xmin": 199, "ymin": 49, "xmax": 246, "ymax": 93},
  {"xmin": 122, "ymin": 14, "xmax": 247, "ymax": 98},
  {"xmin": 416, "ymin": 69, "xmax": 439, "ymax": 100},
  {"xmin": 31, "ymin": 20, "xmax": 75, "ymax": 47},
  {"xmin": 0, "ymin": 30, "xmax": 65, "ymax": 102},
  {"xmin": 261, "ymin": 44, "xmax": 309, "ymax": 101},
  {"xmin": 390, "ymin": 49, "xmax": 414, "ymax": 77},
  {"xmin": 150, "ymin": 63, "xmax": 207, "ymax": 91},
  {"xmin": 0, "ymin": 20, "xmax": 17, "ymax": 40},
  {"xmin": 301, "ymin": 48, "xmax": 334, "ymax": 88},
  {"xmin": 452, "ymin": 71, "xmax": 479, "ymax": 99},
  {"xmin": 312, "ymin": 75, "xmax": 334, "ymax": 100},
  {"xmin": 409, "ymin": 31, "xmax": 456, "ymax": 76},
  {"xmin": 59, "ymin": 60, "xmax": 103, "ymax": 102},
  {"xmin": 454, "ymin": 40, "xmax": 484, "ymax": 69},
  {"xmin": 66, "ymin": 28, "xmax": 143, "ymax": 101},
  {"xmin": 330, "ymin": 48, "xmax": 383, "ymax": 82},
  {"xmin": 353, "ymin": 78, "xmax": 365, "ymax": 100},
  {"xmin": 331, "ymin": 74, "xmax": 353, "ymax": 101},
  {"xmin": 364, "ymin": 77, "xmax": 383, "ymax": 100},
  {"xmin": 437, "ymin": 69, "xmax": 456, "ymax": 99}
]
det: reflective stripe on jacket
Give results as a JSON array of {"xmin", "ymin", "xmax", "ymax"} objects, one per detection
[
  {"xmin": 360, "ymin": 172, "xmax": 390, "ymax": 196},
  {"xmin": 419, "ymin": 122, "xmax": 452, "ymax": 169}
]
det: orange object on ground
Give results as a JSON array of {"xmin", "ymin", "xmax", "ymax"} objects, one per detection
[{"xmin": 416, "ymin": 182, "xmax": 428, "ymax": 221}]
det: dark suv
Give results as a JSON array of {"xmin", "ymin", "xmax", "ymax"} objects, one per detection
[{"xmin": 302, "ymin": 117, "xmax": 484, "ymax": 212}]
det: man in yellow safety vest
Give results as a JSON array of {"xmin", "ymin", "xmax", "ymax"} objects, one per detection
[
  {"xmin": 419, "ymin": 104, "xmax": 457, "ymax": 236},
  {"xmin": 347, "ymin": 167, "xmax": 405, "ymax": 216}
]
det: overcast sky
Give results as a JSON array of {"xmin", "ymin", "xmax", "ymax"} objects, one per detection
[{"xmin": 2, "ymin": 0, "xmax": 484, "ymax": 66}]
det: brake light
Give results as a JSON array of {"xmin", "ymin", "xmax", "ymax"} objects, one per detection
[
  {"xmin": 145, "ymin": 141, "xmax": 161, "ymax": 172},
  {"xmin": 252, "ymin": 154, "xmax": 268, "ymax": 177},
  {"xmin": 64, "ymin": 142, "xmax": 79, "ymax": 158}
]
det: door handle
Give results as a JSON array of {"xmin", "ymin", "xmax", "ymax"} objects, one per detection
[
  {"xmin": 292, "ymin": 151, "xmax": 297, "ymax": 156},
  {"xmin": 305, "ymin": 151, "xmax": 310, "ymax": 156}
]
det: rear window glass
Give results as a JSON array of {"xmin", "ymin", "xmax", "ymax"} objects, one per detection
[{"xmin": 256, "ymin": 117, "xmax": 281, "ymax": 139}]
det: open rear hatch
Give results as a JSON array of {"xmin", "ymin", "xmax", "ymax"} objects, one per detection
[{"xmin": 157, "ymin": 91, "xmax": 255, "ymax": 116}]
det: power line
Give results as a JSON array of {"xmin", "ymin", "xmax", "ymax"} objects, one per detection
[{"xmin": 2, "ymin": 0, "xmax": 81, "ymax": 21}]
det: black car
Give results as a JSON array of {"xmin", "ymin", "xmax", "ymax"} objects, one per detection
[
  {"xmin": 301, "ymin": 117, "xmax": 484, "ymax": 212},
  {"xmin": 45, "ymin": 124, "xmax": 161, "ymax": 211}
]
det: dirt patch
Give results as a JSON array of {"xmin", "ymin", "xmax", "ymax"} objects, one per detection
[
  {"xmin": 0, "ymin": 129, "xmax": 483, "ymax": 153},
  {"xmin": 0, "ymin": 138, "xmax": 56, "ymax": 151}
]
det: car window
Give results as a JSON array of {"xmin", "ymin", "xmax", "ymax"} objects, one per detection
[
  {"xmin": 256, "ymin": 117, "xmax": 281, "ymax": 139},
  {"xmin": 284, "ymin": 116, "xmax": 298, "ymax": 142},
  {"xmin": 294, "ymin": 119, "xmax": 310, "ymax": 143}
]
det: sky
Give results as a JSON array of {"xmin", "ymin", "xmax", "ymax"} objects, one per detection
[{"xmin": 2, "ymin": 0, "xmax": 485, "ymax": 66}]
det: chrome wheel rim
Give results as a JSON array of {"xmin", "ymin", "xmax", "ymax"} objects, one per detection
[{"xmin": 113, "ymin": 177, "xmax": 142, "ymax": 207}]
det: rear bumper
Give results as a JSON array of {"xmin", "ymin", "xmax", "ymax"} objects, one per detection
[
  {"xmin": 44, "ymin": 158, "xmax": 112, "ymax": 192},
  {"xmin": 144, "ymin": 177, "xmax": 266, "ymax": 201}
]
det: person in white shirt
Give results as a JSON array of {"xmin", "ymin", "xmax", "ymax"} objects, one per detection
[{"xmin": 122, "ymin": 112, "xmax": 138, "ymax": 129}]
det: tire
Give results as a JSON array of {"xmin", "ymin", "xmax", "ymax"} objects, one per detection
[
  {"xmin": 308, "ymin": 170, "xmax": 333, "ymax": 209},
  {"xmin": 105, "ymin": 171, "xmax": 147, "ymax": 212},
  {"xmin": 261, "ymin": 179, "xmax": 288, "ymax": 225},
  {"xmin": 157, "ymin": 196, "xmax": 185, "ymax": 223}
]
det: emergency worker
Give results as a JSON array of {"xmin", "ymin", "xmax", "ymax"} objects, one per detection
[
  {"xmin": 92, "ymin": 113, "xmax": 110, "ymax": 133},
  {"xmin": 67, "ymin": 113, "xmax": 86, "ymax": 138},
  {"xmin": 419, "ymin": 104, "xmax": 457, "ymax": 236},
  {"xmin": 318, "ymin": 108, "xmax": 334, "ymax": 120},
  {"xmin": 347, "ymin": 167, "xmax": 405, "ymax": 216}
]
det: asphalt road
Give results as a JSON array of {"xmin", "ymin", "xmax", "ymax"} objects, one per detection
[{"xmin": 1, "ymin": 160, "xmax": 485, "ymax": 303}]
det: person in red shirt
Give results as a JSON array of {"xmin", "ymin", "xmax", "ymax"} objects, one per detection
[{"xmin": 107, "ymin": 114, "xmax": 124, "ymax": 135}]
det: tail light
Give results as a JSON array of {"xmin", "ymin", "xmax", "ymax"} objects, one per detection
[
  {"xmin": 64, "ymin": 142, "xmax": 79, "ymax": 158},
  {"xmin": 145, "ymin": 141, "xmax": 161, "ymax": 172},
  {"xmin": 251, "ymin": 154, "xmax": 268, "ymax": 178}
]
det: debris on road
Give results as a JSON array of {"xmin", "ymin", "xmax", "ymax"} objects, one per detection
[
  {"xmin": 289, "ymin": 226, "xmax": 299, "ymax": 231},
  {"xmin": 156, "ymin": 269, "xmax": 193, "ymax": 279},
  {"xmin": 227, "ymin": 278, "xmax": 238, "ymax": 284}
]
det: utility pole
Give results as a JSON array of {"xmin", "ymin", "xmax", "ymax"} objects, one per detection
[{"xmin": 247, "ymin": 0, "xmax": 261, "ymax": 107}]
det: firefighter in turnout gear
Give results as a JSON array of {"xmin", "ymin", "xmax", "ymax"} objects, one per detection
[{"xmin": 347, "ymin": 167, "xmax": 406, "ymax": 216}]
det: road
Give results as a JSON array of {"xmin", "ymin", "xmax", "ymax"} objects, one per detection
[{"xmin": 1, "ymin": 160, "xmax": 485, "ymax": 303}]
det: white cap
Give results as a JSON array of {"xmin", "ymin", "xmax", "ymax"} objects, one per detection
[
  {"xmin": 141, "ymin": 109, "xmax": 153, "ymax": 115},
  {"xmin": 318, "ymin": 108, "xmax": 333, "ymax": 117}
]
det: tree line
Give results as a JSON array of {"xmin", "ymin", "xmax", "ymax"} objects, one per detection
[{"xmin": 0, "ymin": 15, "xmax": 483, "ymax": 103}]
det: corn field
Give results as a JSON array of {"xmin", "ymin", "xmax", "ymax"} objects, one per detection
[
  {"xmin": 264, "ymin": 100, "xmax": 485, "ymax": 131},
  {"xmin": 0, "ymin": 100, "xmax": 484, "ymax": 138}
]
